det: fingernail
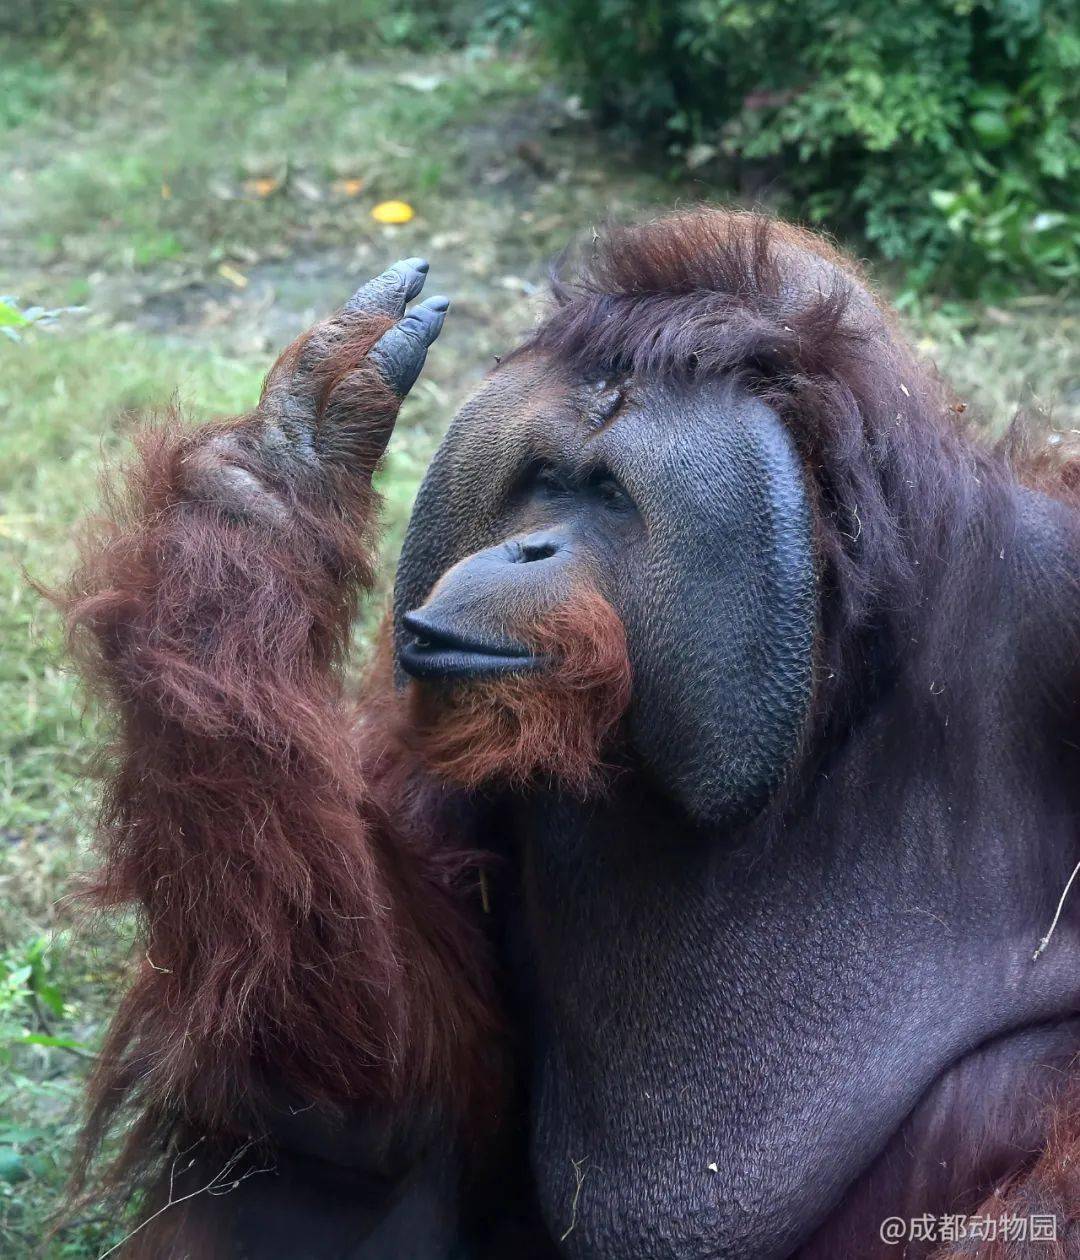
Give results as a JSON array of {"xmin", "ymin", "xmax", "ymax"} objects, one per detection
[
  {"xmin": 402, "ymin": 257, "xmax": 429, "ymax": 274},
  {"xmin": 422, "ymin": 295, "xmax": 450, "ymax": 312}
]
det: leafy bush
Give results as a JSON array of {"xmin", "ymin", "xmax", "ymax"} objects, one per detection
[{"xmin": 533, "ymin": 0, "xmax": 1080, "ymax": 294}]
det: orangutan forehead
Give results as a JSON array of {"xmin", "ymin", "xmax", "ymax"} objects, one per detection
[{"xmin": 479, "ymin": 354, "xmax": 631, "ymax": 444}]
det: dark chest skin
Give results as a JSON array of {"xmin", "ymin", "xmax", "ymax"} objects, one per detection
[
  {"xmin": 506, "ymin": 699, "xmax": 1080, "ymax": 1260},
  {"xmin": 389, "ymin": 349, "xmax": 1080, "ymax": 1255}
]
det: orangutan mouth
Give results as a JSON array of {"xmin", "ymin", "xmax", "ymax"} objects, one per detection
[{"xmin": 399, "ymin": 609, "xmax": 544, "ymax": 681}]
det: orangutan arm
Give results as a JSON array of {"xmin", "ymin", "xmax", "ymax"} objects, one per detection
[{"xmin": 56, "ymin": 263, "xmax": 501, "ymax": 1221}]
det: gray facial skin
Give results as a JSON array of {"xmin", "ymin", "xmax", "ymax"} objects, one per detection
[
  {"xmin": 392, "ymin": 354, "xmax": 1080, "ymax": 1258},
  {"xmin": 396, "ymin": 361, "xmax": 816, "ymax": 822}
]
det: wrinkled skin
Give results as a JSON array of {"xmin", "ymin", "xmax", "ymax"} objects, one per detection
[
  {"xmin": 395, "ymin": 362, "xmax": 816, "ymax": 822},
  {"xmin": 388, "ymin": 298, "xmax": 1080, "ymax": 1252}
]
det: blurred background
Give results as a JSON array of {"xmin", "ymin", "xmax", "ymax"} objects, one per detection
[{"xmin": 0, "ymin": 2, "xmax": 1077, "ymax": 1253}]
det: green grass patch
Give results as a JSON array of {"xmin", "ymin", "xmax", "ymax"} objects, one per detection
[
  {"xmin": 2, "ymin": 0, "xmax": 484, "ymax": 65},
  {"xmin": 3, "ymin": 51, "xmax": 542, "ymax": 277}
]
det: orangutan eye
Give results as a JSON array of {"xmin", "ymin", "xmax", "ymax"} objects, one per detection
[
  {"xmin": 524, "ymin": 462, "xmax": 631, "ymax": 513},
  {"xmin": 533, "ymin": 465, "xmax": 571, "ymax": 497},
  {"xmin": 588, "ymin": 471, "xmax": 632, "ymax": 512}
]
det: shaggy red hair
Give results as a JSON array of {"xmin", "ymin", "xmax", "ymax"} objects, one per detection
[
  {"xmin": 55, "ymin": 314, "xmax": 505, "ymax": 1213},
  {"xmin": 929, "ymin": 1095, "xmax": 1080, "ymax": 1259},
  {"xmin": 405, "ymin": 587, "xmax": 632, "ymax": 795}
]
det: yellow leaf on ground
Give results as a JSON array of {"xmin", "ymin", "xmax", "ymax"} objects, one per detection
[
  {"xmin": 217, "ymin": 263, "xmax": 248, "ymax": 288},
  {"xmin": 243, "ymin": 176, "xmax": 280, "ymax": 199},
  {"xmin": 371, "ymin": 200, "xmax": 415, "ymax": 225}
]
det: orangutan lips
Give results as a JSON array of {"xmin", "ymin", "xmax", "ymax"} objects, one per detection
[{"xmin": 405, "ymin": 587, "xmax": 632, "ymax": 795}]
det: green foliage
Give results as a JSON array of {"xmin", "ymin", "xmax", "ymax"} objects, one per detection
[
  {"xmin": 0, "ymin": 297, "xmax": 86, "ymax": 342},
  {"xmin": 533, "ymin": 0, "xmax": 1080, "ymax": 294},
  {"xmin": 0, "ymin": 57, "xmax": 64, "ymax": 128},
  {"xmin": 0, "ymin": 938, "xmax": 84, "ymax": 1065},
  {"xmin": 0, "ymin": 928, "xmax": 120, "ymax": 1256}
]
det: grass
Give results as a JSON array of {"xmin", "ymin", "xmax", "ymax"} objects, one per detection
[
  {"xmin": 26, "ymin": 57, "xmax": 541, "ymax": 266},
  {"xmin": 3, "ymin": 51, "xmax": 534, "ymax": 273},
  {"xmin": 1, "ymin": 13, "xmax": 1077, "ymax": 1257}
]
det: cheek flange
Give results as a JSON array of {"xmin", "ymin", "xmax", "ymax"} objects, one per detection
[{"xmin": 621, "ymin": 382, "xmax": 816, "ymax": 827}]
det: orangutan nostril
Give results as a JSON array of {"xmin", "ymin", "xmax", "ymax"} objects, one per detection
[{"xmin": 515, "ymin": 540, "xmax": 559, "ymax": 563}]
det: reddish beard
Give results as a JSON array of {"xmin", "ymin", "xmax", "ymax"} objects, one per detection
[{"xmin": 405, "ymin": 587, "xmax": 632, "ymax": 796}]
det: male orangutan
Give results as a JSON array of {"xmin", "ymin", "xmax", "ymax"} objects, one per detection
[{"xmin": 59, "ymin": 210, "xmax": 1080, "ymax": 1258}]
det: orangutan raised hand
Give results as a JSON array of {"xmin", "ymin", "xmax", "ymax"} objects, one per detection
[
  {"xmin": 181, "ymin": 257, "xmax": 448, "ymax": 526},
  {"xmin": 262, "ymin": 256, "xmax": 448, "ymax": 463}
]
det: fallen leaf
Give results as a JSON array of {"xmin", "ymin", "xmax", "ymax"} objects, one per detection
[
  {"xmin": 292, "ymin": 177, "xmax": 323, "ymax": 202},
  {"xmin": 333, "ymin": 177, "xmax": 366, "ymax": 198},
  {"xmin": 0, "ymin": 301, "xmax": 30, "ymax": 328},
  {"xmin": 497, "ymin": 275, "xmax": 537, "ymax": 295},
  {"xmin": 685, "ymin": 143, "xmax": 718, "ymax": 170},
  {"xmin": 217, "ymin": 263, "xmax": 248, "ymax": 289},
  {"xmin": 516, "ymin": 140, "xmax": 550, "ymax": 176},
  {"xmin": 430, "ymin": 231, "xmax": 467, "ymax": 250},
  {"xmin": 243, "ymin": 176, "xmax": 280, "ymax": 199},
  {"xmin": 371, "ymin": 200, "xmax": 415, "ymax": 225}
]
